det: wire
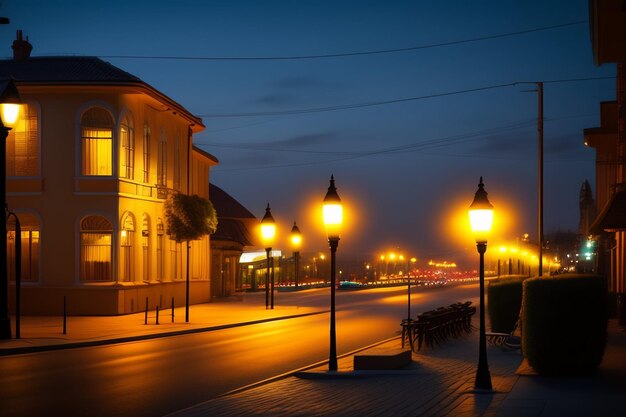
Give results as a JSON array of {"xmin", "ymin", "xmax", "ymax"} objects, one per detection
[
  {"xmin": 199, "ymin": 76, "xmax": 614, "ymax": 118},
  {"xmin": 199, "ymin": 83, "xmax": 517, "ymax": 118},
  {"xmin": 98, "ymin": 21, "xmax": 585, "ymax": 61}
]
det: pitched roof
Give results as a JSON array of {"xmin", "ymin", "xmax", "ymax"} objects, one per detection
[
  {"xmin": 209, "ymin": 183, "xmax": 256, "ymax": 220},
  {"xmin": 0, "ymin": 56, "xmax": 141, "ymax": 83},
  {"xmin": 212, "ymin": 218, "xmax": 255, "ymax": 246},
  {"xmin": 0, "ymin": 56, "xmax": 204, "ymax": 128}
]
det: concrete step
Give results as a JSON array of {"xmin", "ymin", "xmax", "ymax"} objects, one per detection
[{"xmin": 354, "ymin": 348, "xmax": 412, "ymax": 370}]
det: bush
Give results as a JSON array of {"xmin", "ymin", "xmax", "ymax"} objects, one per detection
[
  {"xmin": 522, "ymin": 274, "xmax": 608, "ymax": 376},
  {"xmin": 487, "ymin": 275, "xmax": 527, "ymax": 333}
]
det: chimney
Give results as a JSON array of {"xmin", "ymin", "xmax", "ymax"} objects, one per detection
[{"xmin": 12, "ymin": 30, "xmax": 32, "ymax": 61}]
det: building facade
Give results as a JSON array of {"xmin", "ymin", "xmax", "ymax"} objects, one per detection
[
  {"xmin": 585, "ymin": 0, "xmax": 626, "ymax": 315},
  {"xmin": 2, "ymin": 34, "xmax": 217, "ymax": 315}
]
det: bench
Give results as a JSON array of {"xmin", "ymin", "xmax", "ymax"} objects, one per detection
[{"xmin": 401, "ymin": 301, "xmax": 475, "ymax": 352}]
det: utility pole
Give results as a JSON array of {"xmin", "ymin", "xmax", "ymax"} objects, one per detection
[{"xmin": 538, "ymin": 82, "xmax": 544, "ymax": 277}]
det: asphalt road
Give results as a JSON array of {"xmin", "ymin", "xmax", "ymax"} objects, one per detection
[{"xmin": 0, "ymin": 283, "xmax": 479, "ymax": 417}]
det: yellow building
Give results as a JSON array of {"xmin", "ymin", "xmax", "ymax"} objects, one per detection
[{"xmin": 2, "ymin": 34, "xmax": 217, "ymax": 315}]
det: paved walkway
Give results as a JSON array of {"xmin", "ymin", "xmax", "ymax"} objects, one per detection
[
  {"xmin": 170, "ymin": 319, "xmax": 626, "ymax": 417},
  {"xmin": 2, "ymin": 291, "xmax": 625, "ymax": 417}
]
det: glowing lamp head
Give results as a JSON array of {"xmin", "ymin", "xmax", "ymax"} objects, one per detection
[
  {"xmin": 322, "ymin": 175, "xmax": 342, "ymax": 240},
  {"xmin": 290, "ymin": 222, "xmax": 302, "ymax": 249},
  {"xmin": 468, "ymin": 177, "xmax": 494, "ymax": 244},
  {"xmin": 260, "ymin": 203, "xmax": 276, "ymax": 247},
  {"xmin": 0, "ymin": 79, "xmax": 22, "ymax": 127}
]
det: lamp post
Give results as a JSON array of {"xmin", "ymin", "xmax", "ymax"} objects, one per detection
[
  {"xmin": 407, "ymin": 257, "xmax": 416, "ymax": 322},
  {"xmin": 1, "ymin": 79, "xmax": 22, "ymax": 340},
  {"xmin": 468, "ymin": 176, "xmax": 494, "ymax": 390},
  {"xmin": 260, "ymin": 204, "xmax": 276, "ymax": 310},
  {"xmin": 290, "ymin": 222, "xmax": 302, "ymax": 289},
  {"xmin": 322, "ymin": 175, "xmax": 342, "ymax": 371}
]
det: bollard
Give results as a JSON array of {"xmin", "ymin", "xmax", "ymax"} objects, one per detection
[
  {"xmin": 63, "ymin": 296, "xmax": 67, "ymax": 335},
  {"xmin": 171, "ymin": 297, "xmax": 174, "ymax": 323},
  {"xmin": 156, "ymin": 306, "xmax": 160, "ymax": 325},
  {"xmin": 144, "ymin": 297, "xmax": 149, "ymax": 325}
]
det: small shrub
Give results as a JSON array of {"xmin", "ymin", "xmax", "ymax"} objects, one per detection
[
  {"xmin": 522, "ymin": 274, "xmax": 608, "ymax": 376},
  {"xmin": 487, "ymin": 275, "xmax": 527, "ymax": 333}
]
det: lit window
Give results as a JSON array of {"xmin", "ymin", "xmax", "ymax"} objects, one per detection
[
  {"xmin": 158, "ymin": 130, "xmax": 167, "ymax": 186},
  {"xmin": 80, "ymin": 216, "xmax": 113, "ymax": 281},
  {"xmin": 5, "ymin": 103, "xmax": 39, "ymax": 177},
  {"xmin": 120, "ymin": 213, "xmax": 135, "ymax": 282},
  {"xmin": 119, "ymin": 116, "xmax": 135, "ymax": 179},
  {"xmin": 143, "ymin": 125, "xmax": 150, "ymax": 183},
  {"xmin": 81, "ymin": 107, "xmax": 113, "ymax": 176},
  {"xmin": 7, "ymin": 213, "xmax": 40, "ymax": 282}
]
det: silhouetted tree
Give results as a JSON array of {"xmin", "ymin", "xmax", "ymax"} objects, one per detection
[{"xmin": 164, "ymin": 192, "xmax": 217, "ymax": 322}]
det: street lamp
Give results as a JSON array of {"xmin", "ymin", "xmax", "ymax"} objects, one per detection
[
  {"xmin": 322, "ymin": 175, "xmax": 342, "ymax": 371},
  {"xmin": 1, "ymin": 78, "xmax": 22, "ymax": 340},
  {"xmin": 290, "ymin": 222, "xmax": 302, "ymax": 289},
  {"xmin": 468, "ymin": 176, "xmax": 494, "ymax": 390},
  {"xmin": 407, "ymin": 257, "xmax": 417, "ymax": 322},
  {"xmin": 260, "ymin": 204, "xmax": 276, "ymax": 310}
]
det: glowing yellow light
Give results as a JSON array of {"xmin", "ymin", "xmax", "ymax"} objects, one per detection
[
  {"xmin": 399, "ymin": 255, "xmax": 405, "ymax": 261},
  {"xmin": 499, "ymin": 246, "xmax": 507, "ymax": 253},
  {"xmin": 322, "ymin": 175, "xmax": 342, "ymax": 240},
  {"xmin": 410, "ymin": 257, "xmax": 417, "ymax": 263},
  {"xmin": 380, "ymin": 255, "xmax": 385, "ymax": 261},
  {"xmin": 320, "ymin": 254, "xmax": 325, "ymax": 260},
  {"xmin": 121, "ymin": 230, "xmax": 127, "ymax": 238},
  {"xmin": 389, "ymin": 253, "xmax": 396, "ymax": 261},
  {"xmin": 1, "ymin": 103, "xmax": 20, "ymax": 126},
  {"xmin": 260, "ymin": 204, "xmax": 276, "ymax": 247},
  {"xmin": 290, "ymin": 222, "xmax": 302, "ymax": 248},
  {"xmin": 468, "ymin": 177, "xmax": 494, "ymax": 244}
]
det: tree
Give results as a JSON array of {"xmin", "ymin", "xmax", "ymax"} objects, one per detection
[{"xmin": 164, "ymin": 192, "xmax": 217, "ymax": 322}]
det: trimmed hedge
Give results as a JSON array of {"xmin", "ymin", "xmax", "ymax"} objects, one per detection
[
  {"xmin": 487, "ymin": 275, "xmax": 527, "ymax": 333},
  {"xmin": 522, "ymin": 274, "xmax": 608, "ymax": 376}
]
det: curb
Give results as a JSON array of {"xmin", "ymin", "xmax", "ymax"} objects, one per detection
[{"xmin": 0, "ymin": 310, "xmax": 327, "ymax": 356}]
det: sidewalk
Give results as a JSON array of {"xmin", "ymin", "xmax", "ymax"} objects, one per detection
[
  {"xmin": 2, "ymin": 294, "xmax": 625, "ymax": 417},
  {"xmin": 170, "ymin": 320, "xmax": 626, "ymax": 417},
  {"xmin": 0, "ymin": 291, "xmax": 325, "ymax": 356}
]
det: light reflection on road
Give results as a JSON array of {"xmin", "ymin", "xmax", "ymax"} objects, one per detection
[{"xmin": 0, "ymin": 284, "xmax": 480, "ymax": 417}]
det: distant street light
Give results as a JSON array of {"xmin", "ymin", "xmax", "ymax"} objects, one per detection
[
  {"xmin": 290, "ymin": 222, "xmax": 302, "ymax": 289},
  {"xmin": 322, "ymin": 175, "xmax": 342, "ymax": 371},
  {"xmin": 468, "ymin": 176, "xmax": 494, "ymax": 390},
  {"xmin": 1, "ymin": 78, "xmax": 22, "ymax": 340},
  {"xmin": 260, "ymin": 204, "xmax": 276, "ymax": 309}
]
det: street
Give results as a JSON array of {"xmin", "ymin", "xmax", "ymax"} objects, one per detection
[{"xmin": 0, "ymin": 283, "xmax": 479, "ymax": 417}]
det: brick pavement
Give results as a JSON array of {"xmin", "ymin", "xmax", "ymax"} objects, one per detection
[{"xmin": 170, "ymin": 321, "xmax": 523, "ymax": 417}]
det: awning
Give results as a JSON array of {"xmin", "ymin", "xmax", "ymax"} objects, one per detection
[{"xmin": 591, "ymin": 185, "xmax": 626, "ymax": 233}]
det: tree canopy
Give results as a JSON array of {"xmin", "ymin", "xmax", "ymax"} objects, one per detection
[{"xmin": 164, "ymin": 192, "xmax": 217, "ymax": 242}]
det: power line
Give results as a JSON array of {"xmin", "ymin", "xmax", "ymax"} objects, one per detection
[
  {"xmin": 199, "ymin": 83, "xmax": 517, "ymax": 118},
  {"xmin": 99, "ymin": 21, "xmax": 585, "ymax": 62},
  {"xmin": 199, "ymin": 76, "xmax": 614, "ymax": 118}
]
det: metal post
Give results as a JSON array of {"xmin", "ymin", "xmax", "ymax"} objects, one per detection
[
  {"xmin": 475, "ymin": 242, "xmax": 492, "ymax": 390},
  {"xmin": 185, "ymin": 241, "xmax": 190, "ymax": 323},
  {"xmin": 171, "ymin": 296, "xmax": 174, "ymax": 323},
  {"xmin": 294, "ymin": 251, "xmax": 299, "ymax": 289},
  {"xmin": 328, "ymin": 238, "xmax": 339, "ymax": 371},
  {"xmin": 0, "ymin": 122, "xmax": 11, "ymax": 339},
  {"xmin": 7, "ymin": 213, "xmax": 21, "ymax": 338},
  {"xmin": 144, "ymin": 297, "xmax": 148, "ymax": 325},
  {"xmin": 265, "ymin": 247, "xmax": 271, "ymax": 309},
  {"xmin": 407, "ymin": 273, "xmax": 411, "ymax": 322},
  {"xmin": 156, "ymin": 306, "xmax": 159, "ymax": 325},
  {"xmin": 538, "ymin": 81, "xmax": 544, "ymax": 277},
  {"xmin": 497, "ymin": 259, "xmax": 501, "ymax": 278},
  {"xmin": 270, "ymin": 255, "xmax": 275, "ymax": 309},
  {"xmin": 63, "ymin": 296, "xmax": 67, "ymax": 335}
]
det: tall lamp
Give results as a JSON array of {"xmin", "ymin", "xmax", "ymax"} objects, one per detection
[
  {"xmin": 290, "ymin": 222, "xmax": 302, "ymax": 289},
  {"xmin": 468, "ymin": 176, "xmax": 494, "ymax": 390},
  {"xmin": 1, "ymin": 78, "xmax": 22, "ymax": 340},
  {"xmin": 322, "ymin": 175, "xmax": 342, "ymax": 371},
  {"xmin": 260, "ymin": 204, "xmax": 276, "ymax": 310}
]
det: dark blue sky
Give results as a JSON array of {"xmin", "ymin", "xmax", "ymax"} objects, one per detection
[{"xmin": 1, "ymin": 0, "xmax": 616, "ymax": 265}]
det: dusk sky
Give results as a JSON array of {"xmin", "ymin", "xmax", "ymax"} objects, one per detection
[{"xmin": 1, "ymin": 0, "xmax": 617, "ymax": 266}]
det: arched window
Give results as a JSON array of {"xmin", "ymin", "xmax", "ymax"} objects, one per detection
[
  {"xmin": 142, "ymin": 124, "xmax": 151, "ymax": 183},
  {"xmin": 7, "ymin": 212, "xmax": 40, "ymax": 282},
  {"xmin": 119, "ymin": 115, "xmax": 135, "ymax": 179},
  {"xmin": 6, "ymin": 103, "xmax": 39, "ymax": 177},
  {"xmin": 158, "ymin": 129, "xmax": 167, "ymax": 186},
  {"xmin": 81, "ymin": 107, "xmax": 114, "ymax": 176},
  {"xmin": 80, "ymin": 216, "xmax": 112, "ymax": 281},
  {"xmin": 142, "ymin": 214, "xmax": 150, "ymax": 282},
  {"xmin": 120, "ymin": 212, "xmax": 135, "ymax": 282}
]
